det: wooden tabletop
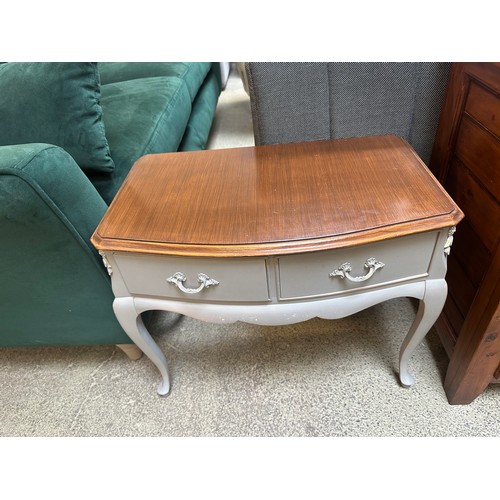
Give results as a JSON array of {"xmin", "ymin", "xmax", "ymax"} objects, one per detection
[{"xmin": 91, "ymin": 135, "xmax": 464, "ymax": 257}]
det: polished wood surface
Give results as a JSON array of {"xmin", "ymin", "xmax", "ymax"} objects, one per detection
[
  {"xmin": 429, "ymin": 62, "xmax": 500, "ymax": 404},
  {"xmin": 92, "ymin": 135, "xmax": 462, "ymax": 257}
]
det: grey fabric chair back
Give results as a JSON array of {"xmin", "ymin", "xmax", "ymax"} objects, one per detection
[{"xmin": 246, "ymin": 62, "xmax": 450, "ymax": 163}]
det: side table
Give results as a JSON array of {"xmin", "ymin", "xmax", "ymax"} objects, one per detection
[{"xmin": 91, "ymin": 135, "xmax": 463, "ymax": 395}]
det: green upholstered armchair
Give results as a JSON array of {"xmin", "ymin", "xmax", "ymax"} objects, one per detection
[
  {"xmin": 0, "ymin": 62, "xmax": 221, "ymax": 356},
  {"xmin": 0, "ymin": 143, "xmax": 133, "ymax": 349}
]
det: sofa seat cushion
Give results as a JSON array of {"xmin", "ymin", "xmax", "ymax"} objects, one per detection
[
  {"xmin": 98, "ymin": 62, "xmax": 212, "ymax": 101},
  {"xmin": 90, "ymin": 75, "xmax": 194, "ymax": 203},
  {"xmin": 0, "ymin": 62, "xmax": 114, "ymax": 173}
]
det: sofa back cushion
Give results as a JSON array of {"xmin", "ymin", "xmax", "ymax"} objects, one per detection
[
  {"xmin": 0, "ymin": 62, "xmax": 114, "ymax": 172},
  {"xmin": 98, "ymin": 62, "xmax": 212, "ymax": 100}
]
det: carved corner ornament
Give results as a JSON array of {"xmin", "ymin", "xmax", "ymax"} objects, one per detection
[
  {"xmin": 444, "ymin": 227, "xmax": 456, "ymax": 256},
  {"xmin": 99, "ymin": 250, "xmax": 113, "ymax": 276}
]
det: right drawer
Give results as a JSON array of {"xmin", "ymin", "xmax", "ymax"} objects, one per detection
[{"xmin": 277, "ymin": 231, "xmax": 439, "ymax": 300}]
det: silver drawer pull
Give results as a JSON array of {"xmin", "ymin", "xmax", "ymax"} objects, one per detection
[
  {"xmin": 329, "ymin": 257, "xmax": 385, "ymax": 283},
  {"xmin": 166, "ymin": 272, "xmax": 219, "ymax": 294}
]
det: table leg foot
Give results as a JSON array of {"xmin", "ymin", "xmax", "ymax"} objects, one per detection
[
  {"xmin": 116, "ymin": 343, "xmax": 143, "ymax": 361},
  {"xmin": 157, "ymin": 380, "xmax": 171, "ymax": 396},
  {"xmin": 399, "ymin": 279, "xmax": 447, "ymax": 387},
  {"xmin": 113, "ymin": 297, "xmax": 171, "ymax": 395},
  {"xmin": 399, "ymin": 373, "xmax": 415, "ymax": 388}
]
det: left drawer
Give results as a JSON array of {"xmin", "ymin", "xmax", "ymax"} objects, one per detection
[{"xmin": 112, "ymin": 253, "xmax": 270, "ymax": 303}]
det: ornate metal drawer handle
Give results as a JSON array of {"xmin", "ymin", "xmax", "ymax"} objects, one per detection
[
  {"xmin": 329, "ymin": 257, "xmax": 385, "ymax": 283},
  {"xmin": 166, "ymin": 272, "xmax": 219, "ymax": 294}
]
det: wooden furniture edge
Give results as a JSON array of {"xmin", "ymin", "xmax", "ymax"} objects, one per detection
[
  {"xmin": 443, "ymin": 243, "xmax": 500, "ymax": 404},
  {"xmin": 91, "ymin": 211, "xmax": 463, "ymax": 257},
  {"xmin": 429, "ymin": 62, "xmax": 500, "ymax": 402}
]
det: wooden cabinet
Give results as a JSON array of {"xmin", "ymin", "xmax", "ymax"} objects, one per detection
[{"xmin": 430, "ymin": 62, "xmax": 500, "ymax": 404}]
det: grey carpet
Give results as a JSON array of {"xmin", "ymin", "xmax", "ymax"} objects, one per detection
[{"xmin": 1, "ymin": 297, "xmax": 498, "ymax": 436}]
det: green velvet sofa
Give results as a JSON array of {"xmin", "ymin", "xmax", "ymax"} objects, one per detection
[{"xmin": 0, "ymin": 62, "xmax": 221, "ymax": 354}]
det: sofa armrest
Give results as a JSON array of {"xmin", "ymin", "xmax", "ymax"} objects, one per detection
[
  {"xmin": 0, "ymin": 143, "xmax": 132, "ymax": 346},
  {"xmin": 0, "ymin": 143, "xmax": 108, "ymax": 258}
]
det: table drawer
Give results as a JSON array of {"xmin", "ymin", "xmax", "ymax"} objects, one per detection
[
  {"xmin": 114, "ymin": 253, "xmax": 270, "ymax": 303},
  {"xmin": 278, "ymin": 232, "xmax": 438, "ymax": 300}
]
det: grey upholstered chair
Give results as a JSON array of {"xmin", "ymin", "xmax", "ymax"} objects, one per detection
[{"xmin": 245, "ymin": 62, "xmax": 450, "ymax": 164}]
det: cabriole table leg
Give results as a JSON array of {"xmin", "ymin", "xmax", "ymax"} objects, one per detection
[
  {"xmin": 398, "ymin": 279, "xmax": 448, "ymax": 387},
  {"xmin": 113, "ymin": 297, "xmax": 171, "ymax": 396}
]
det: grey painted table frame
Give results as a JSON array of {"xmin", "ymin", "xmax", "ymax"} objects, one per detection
[{"xmin": 102, "ymin": 228, "xmax": 454, "ymax": 396}]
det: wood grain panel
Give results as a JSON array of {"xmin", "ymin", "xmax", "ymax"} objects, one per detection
[
  {"xmin": 451, "ymin": 218, "xmax": 490, "ymax": 289},
  {"xmin": 442, "ymin": 294, "xmax": 465, "ymax": 345},
  {"xmin": 445, "ymin": 244, "xmax": 500, "ymax": 404},
  {"xmin": 455, "ymin": 115, "xmax": 500, "ymax": 199},
  {"xmin": 446, "ymin": 300, "xmax": 500, "ymax": 402},
  {"xmin": 446, "ymin": 254, "xmax": 477, "ymax": 317},
  {"xmin": 465, "ymin": 80, "xmax": 500, "ymax": 137},
  {"xmin": 445, "ymin": 157, "xmax": 499, "ymax": 252},
  {"xmin": 429, "ymin": 62, "xmax": 500, "ymax": 404},
  {"xmin": 92, "ymin": 135, "xmax": 463, "ymax": 257}
]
